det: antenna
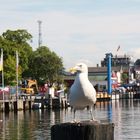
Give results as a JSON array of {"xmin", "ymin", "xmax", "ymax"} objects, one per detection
[{"xmin": 37, "ymin": 20, "xmax": 42, "ymax": 47}]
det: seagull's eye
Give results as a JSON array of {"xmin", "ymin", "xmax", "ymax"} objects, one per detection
[{"xmin": 79, "ymin": 65, "xmax": 82, "ymax": 67}]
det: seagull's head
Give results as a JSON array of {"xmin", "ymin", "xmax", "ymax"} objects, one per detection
[{"xmin": 69, "ymin": 63, "xmax": 88, "ymax": 74}]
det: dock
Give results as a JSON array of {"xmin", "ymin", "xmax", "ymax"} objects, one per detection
[
  {"xmin": 96, "ymin": 87, "xmax": 140, "ymax": 101},
  {"xmin": 0, "ymin": 95, "xmax": 68, "ymax": 112},
  {"xmin": 0, "ymin": 88, "xmax": 140, "ymax": 112}
]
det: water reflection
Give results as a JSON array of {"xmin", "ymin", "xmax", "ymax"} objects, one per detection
[{"xmin": 0, "ymin": 100, "xmax": 140, "ymax": 139}]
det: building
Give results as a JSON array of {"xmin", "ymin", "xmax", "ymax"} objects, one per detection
[
  {"xmin": 101, "ymin": 54, "xmax": 134, "ymax": 67},
  {"xmin": 101, "ymin": 53, "xmax": 135, "ymax": 83},
  {"xmin": 134, "ymin": 59, "xmax": 140, "ymax": 79},
  {"xmin": 64, "ymin": 66, "xmax": 123, "ymax": 91},
  {"xmin": 64, "ymin": 53, "xmax": 136, "ymax": 91}
]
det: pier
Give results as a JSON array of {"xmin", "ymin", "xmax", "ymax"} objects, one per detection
[
  {"xmin": 0, "ymin": 95, "xmax": 68, "ymax": 112},
  {"xmin": 0, "ymin": 87, "xmax": 140, "ymax": 112}
]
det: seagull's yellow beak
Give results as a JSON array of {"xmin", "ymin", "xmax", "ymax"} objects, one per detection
[{"xmin": 69, "ymin": 67, "xmax": 77, "ymax": 74}]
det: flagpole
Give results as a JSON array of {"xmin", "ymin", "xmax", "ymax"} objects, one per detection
[
  {"xmin": 1, "ymin": 49, "xmax": 4, "ymax": 109},
  {"xmin": 0, "ymin": 49, "xmax": 5, "ymax": 138},
  {"xmin": 16, "ymin": 51, "xmax": 19, "ymax": 100}
]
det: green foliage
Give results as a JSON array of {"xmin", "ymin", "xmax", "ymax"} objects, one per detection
[
  {"xmin": 28, "ymin": 46, "xmax": 64, "ymax": 84},
  {"xmin": 0, "ymin": 29, "xmax": 33, "ymax": 85},
  {"xmin": 2, "ymin": 29, "xmax": 32, "ymax": 44},
  {"xmin": 0, "ymin": 29, "xmax": 64, "ymax": 86},
  {"xmin": 4, "ymin": 55, "xmax": 21, "ymax": 85},
  {"xmin": 121, "ymin": 73, "xmax": 128, "ymax": 84},
  {"xmin": 2, "ymin": 29, "xmax": 33, "ymax": 71}
]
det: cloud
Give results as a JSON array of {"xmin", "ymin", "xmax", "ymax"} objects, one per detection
[
  {"xmin": 1, "ymin": 1, "xmax": 140, "ymax": 69},
  {"xmin": 42, "ymin": 11, "xmax": 140, "ymax": 62}
]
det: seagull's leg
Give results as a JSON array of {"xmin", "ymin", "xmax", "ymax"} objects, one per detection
[
  {"xmin": 94, "ymin": 103, "xmax": 96, "ymax": 109},
  {"xmin": 90, "ymin": 107, "xmax": 94, "ymax": 121},
  {"xmin": 73, "ymin": 109, "xmax": 76, "ymax": 122},
  {"xmin": 73, "ymin": 109, "xmax": 80, "ymax": 123}
]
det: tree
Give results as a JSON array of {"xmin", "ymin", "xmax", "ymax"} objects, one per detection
[
  {"xmin": 0, "ymin": 29, "xmax": 33, "ymax": 85},
  {"xmin": 121, "ymin": 72, "xmax": 128, "ymax": 84},
  {"xmin": 28, "ymin": 46, "xmax": 64, "ymax": 84},
  {"xmin": 2, "ymin": 29, "xmax": 33, "ymax": 71},
  {"xmin": 2, "ymin": 29, "xmax": 32, "ymax": 44},
  {"xmin": 0, "ymin": 29, "xmax": 64, "ymax": 86},
  {"xmin": 4, "ymin": 55, "xmax": 22, "ymax": 85}
]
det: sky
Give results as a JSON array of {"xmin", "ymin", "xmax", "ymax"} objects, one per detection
[{"xmin": 1, "ymin": 0, "xmax": 140, "ymax": 70}]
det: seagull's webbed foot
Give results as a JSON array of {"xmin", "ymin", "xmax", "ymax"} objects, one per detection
[
  {"xmin": 89, "ymin": 106, "xmax": 99, "ymax": 122},
  {"xmin": 71, "ymin": 108, "xmax": 80, "ymax": 123}
]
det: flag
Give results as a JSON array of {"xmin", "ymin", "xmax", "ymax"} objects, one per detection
[
  {"xmin": 0, "ymin": 49, "xmax": 3, "ymax": 71},
  {"xmin": 117, "ymin": 45, "xmax": 120, "ymax": 52},
  {"xmin": 16, "ymin": 51, "xmax": 19, "ymax": 71}
]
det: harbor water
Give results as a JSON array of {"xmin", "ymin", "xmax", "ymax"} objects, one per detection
[{"xmin": 0, "ymin": 99, "xmax": 140, "ymax": 140}]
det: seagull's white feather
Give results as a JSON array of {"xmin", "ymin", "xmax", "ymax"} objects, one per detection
[{"xmin": 69, "ymin": 63, "xmax": 96, "ymax": 120}]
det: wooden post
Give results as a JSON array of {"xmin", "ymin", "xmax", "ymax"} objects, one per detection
[
  {"xmin": 23, "ymin": 101, "xmax": 26, "ymax": 110},
  {"xmin": 28, "ymin": 101, "xmax": 32, "ymax": 110},
  {"xmin": 14, "ymin": 101, "xmax": 17, "ymax": 112},
  {"xmin": 5, "ymin": 102, "xmax": 9, "ymax": 112},
  {"xmin": 51, "ymin": 121, "xmax": 114, "ymax": 140},
  {"xmin": 48, "ymin": 94, "xmax": 52, "ymax": 109},
  {"xmin": 41, "ymin": 97, "xmax": 44, "ymax": 109}
]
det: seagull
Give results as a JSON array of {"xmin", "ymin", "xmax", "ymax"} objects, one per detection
[{"xmin": 69, "ymin": 63, "xmax": 96, "ymax": 121}]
